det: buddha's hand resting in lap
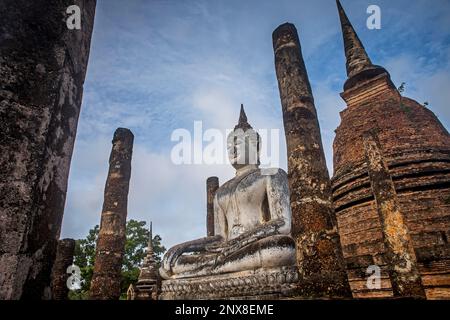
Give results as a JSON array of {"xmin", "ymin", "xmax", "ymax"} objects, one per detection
[
  {"xmin": 204, "ymin": 241, "xmax": 226, "ymax": 253},
  {"xmin": 163, "ymin": 235, "xmax": 223, "ymax": 274},
  {"xmin": 228, "ymin": 218, "xmax": 285, "ymax": 246},
  {"xmin": 214, "ymin": 219, "xmax": 286, "ymax": 265}
]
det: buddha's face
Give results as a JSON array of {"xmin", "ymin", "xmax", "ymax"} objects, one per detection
[{"xmin": 227, "ymin": 128, "xmax": 260, "ymax": 170}]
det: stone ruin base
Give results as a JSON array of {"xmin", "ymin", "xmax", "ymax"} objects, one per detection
[{"xmin": 159, "ymin": 266, "xmax": 299, "ymax": 300}]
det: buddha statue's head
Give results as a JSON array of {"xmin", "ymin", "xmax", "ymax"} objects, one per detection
[{"xmin": 227, "ymin": 104, "xmax": 261, "ymax": 170}]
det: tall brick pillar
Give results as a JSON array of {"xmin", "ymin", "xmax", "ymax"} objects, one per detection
[
  {"xmin": 206, "ymin": 177, "xmax": 219, "ymax": 236},
  {"xmin": 0, "ymin": 0, "xmax": 96, "ymax": 299},
  {"xmin": 90, "ymin": 128, "xmax": 134, "ymax": 300},
  {"xmin": 363, "ymin": 132, "xmax": 425, "ymax": 298},
  {"xmin": 272, "ymin": 23, "xmax": 351, "ymax": 297},
  {"xmin": 51, "ymin": 239, "xmax": 76, "ymax": 300}
]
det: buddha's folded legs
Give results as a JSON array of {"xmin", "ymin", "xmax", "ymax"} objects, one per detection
[
  {"xmin": 171, "ymin": 253, "xmax": 218, "ymax": 277},
  {"xmin": 166, "ymin": 235, "xmax": 296, "ymax": 279},
  {"xmin": 213, "ymin": 235, "xmax": 296, "ymax": 274}
]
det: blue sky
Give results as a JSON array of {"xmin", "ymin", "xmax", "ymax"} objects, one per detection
[{"xmin": 61, "ymin": 0, "xmax": 450, "ymax": 249}]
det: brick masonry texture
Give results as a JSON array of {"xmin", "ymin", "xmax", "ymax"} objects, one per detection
[
  {"xmin": 272, "ymin": 22, "xmax": 351, "ymax": 298},
  {"xmin": 332, "ymin": 74, "xmax": 450, "ymax": 299},
  {"xmin": 0, "ymin": 0, "xmax": 96, "ymax": 299},
  {"xmin": 89, "ymin": 128, "xmax": 134, "ymax": 300}
]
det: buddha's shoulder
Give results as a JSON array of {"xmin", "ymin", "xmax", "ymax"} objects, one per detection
[
  {"xmin": 215, "ymin": 169, "xmax": 257, "ymax": 197},
  {"xmin": 260, "ymin": 167, "xmax": 287, "ymax": 178}
]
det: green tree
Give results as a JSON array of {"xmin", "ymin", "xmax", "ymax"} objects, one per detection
[
  {"xmin": 69, "ymin": 219, "xmax": 165, "ymax": 300},
  {"xmin": 123, "ymin": 220, "xmax": 165, "ymax": 270}
]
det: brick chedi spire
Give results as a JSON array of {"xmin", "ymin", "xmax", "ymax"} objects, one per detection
[
  {"xmin": 139, "ymin": 223, "xmax": 158, "ymax": 282},
  {"xmin": 332, "ymin": 1, "xmax": 450, "ymax": 299},
  {"xmin": 337, "ymin": 0, "xmax": 372, "ymax": 75},
  {"xmin": 336, "ymin": 0, "xmax": 390, "ymax": 91},
  {"xmin": 134, "ymin": 222, "xmax": 159, "ymax": 300},
  {"xmin": 147, "ymin": 222, "xmax": 154, "ymax": 256}
]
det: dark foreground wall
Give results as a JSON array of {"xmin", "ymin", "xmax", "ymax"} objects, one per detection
[{"xmin": 0, "ymin": 0, "xmax": 96, "ymax": 299}]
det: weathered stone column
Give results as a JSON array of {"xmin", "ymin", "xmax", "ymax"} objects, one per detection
[
  {"xmin": 272, "ymin": 23, "xmax": 351, "ymax": 297},
  {"xmin": 0, "ymin": 0, "xmax": 96, "ymax": 299},
  {"xmin": 206, "ymin": 177, "xmax": 219, "ymax": 236},
  {"xmin": 50, "ymin": 239, "xmax": 76, "ymax": 300},
  {"xmin": 90, "ymin": 128, "xmax": 134, "ymax": 300},
  {"xmin": 363, "ymin": 132, "xmax": 425, "ymax": 298}
]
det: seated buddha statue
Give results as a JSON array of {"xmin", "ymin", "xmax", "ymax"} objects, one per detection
[{"xmin": 159, "ymin": 105, "xmax": 296, "ymax": 280}]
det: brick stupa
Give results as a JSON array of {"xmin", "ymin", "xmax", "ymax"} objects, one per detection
[
  {"xmin": 128, "ymin": 222, "xmax": 159, "ymax": 300},
  {"xmin": 332, "ymin": 0, "xmax": 450, "ymax": 299}
]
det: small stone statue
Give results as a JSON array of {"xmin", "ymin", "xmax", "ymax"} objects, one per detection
[{"xmin": 159, "ymin": 105, "xmax": 295, "ymax": 280}]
